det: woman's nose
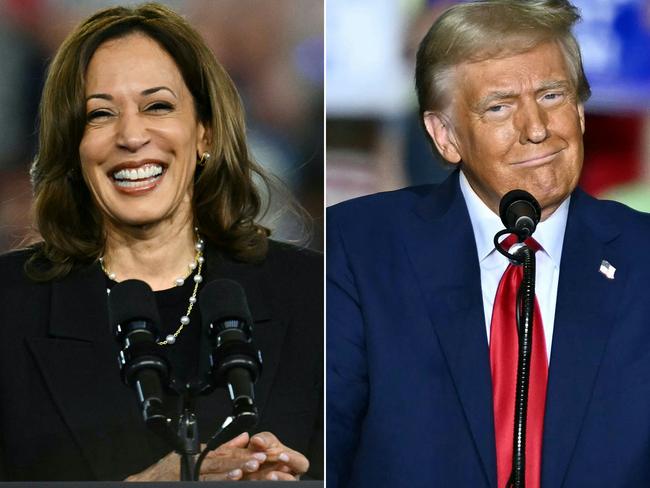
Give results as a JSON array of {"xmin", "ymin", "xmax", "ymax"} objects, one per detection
[{"xmin": 115, "ymin": 112, "xmax": 150, "ymax": 152}]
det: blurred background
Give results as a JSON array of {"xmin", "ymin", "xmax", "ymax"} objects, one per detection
[
  {"xmin": 327, "ymin": 0, "xmax": 650, "ymax": 210},
  {"xmin": 0, "ymin": 0, "xmax": 323, "ymax": 252}
]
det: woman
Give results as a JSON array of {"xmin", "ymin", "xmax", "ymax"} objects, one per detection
[{"xmin": 0, "ymin": 3, "xmax": 322, "ymax": 482}]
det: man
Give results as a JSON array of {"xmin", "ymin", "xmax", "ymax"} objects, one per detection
[{"xmin": 327, "ymin": 1, "xmax": 650, "ymax": 487}]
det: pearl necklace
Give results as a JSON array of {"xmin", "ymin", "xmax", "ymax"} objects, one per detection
[{"xmin": 100, "ymin": 237, "xmax": 205, "ymax": 346}]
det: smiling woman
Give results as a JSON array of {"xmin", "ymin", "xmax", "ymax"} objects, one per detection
[
  {"xmin": 80, "ymin": 33, "xmax": 209, "ymax": 255},
  {"xmin": 0, "ymin": 3, "xmax": 322, "ymax": 482}
]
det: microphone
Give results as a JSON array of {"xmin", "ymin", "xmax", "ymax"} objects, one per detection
[
  {"xmin": 199, "ymin": 279, "xmax": 262, "ymax": 417},
  {"xmin": 499, "ymin": 189, "xmax": 542, "ymax": 239},
  {"xmin": 108, "ymin": 279, "xmax": 169, "ymax": 425}
]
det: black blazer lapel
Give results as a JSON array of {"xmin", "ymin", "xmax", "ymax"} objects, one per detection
[
  {"xmin": 402, "ymin": 172, "xmax": 497, "ymax": 488},
  {"xmin": 25, "ymin": 263, "xmax": 150, "ymax": 480},
  {"xmin": 202, "ymin": 245, "xmax": 285, "ymax": 424},
  {"xmin": 542, "ymin": 190, "xmax": 623, "ymax": 488}
]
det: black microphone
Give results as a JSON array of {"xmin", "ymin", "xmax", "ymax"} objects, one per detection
[
  {"xmin": 108, "ymin": 279, "xmax": 169, "ymax": 425},
  {"xmin": 499, "ymin": 189, "xmax": 542, "ymax": 239},
  {"xmin": 199, "ymin": 279, "xmax": 262, "ymax": 417}
]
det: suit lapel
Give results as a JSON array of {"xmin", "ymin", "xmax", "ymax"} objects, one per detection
[
  {"xmin": 402, "ymin": 172, "xmax": 497, "ymax": 488},
  {"xmin": 201, "ymin": 244, "xmax": 283, "ymax": 422},
  {"xmin": 542, "ymin": 190, "xmax": 622, "ymax": 488},
  {"xmin": 26, "ymin": 263, "xmax": 149, "ymax": 480}
]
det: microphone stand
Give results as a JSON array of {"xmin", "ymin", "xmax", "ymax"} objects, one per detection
[
  {"xmin": 494, "ymin": 230, "xmax": 537, "ymax": 488},
  {"xmin": 177, "ymin": 395, "xmax": 200, "ymax": 481}
]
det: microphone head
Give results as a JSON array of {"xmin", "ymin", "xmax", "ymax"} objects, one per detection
[
  {"xmin": 199, "ymin": 279, "xmax": 253, "ymax": 326},
  {"xmin": 499, "ymin": 189, "xmax": 542, "ymax": 237},
  {"xmin": 107, "ymin": 279, "xmax": 160, "ymax": 333}
]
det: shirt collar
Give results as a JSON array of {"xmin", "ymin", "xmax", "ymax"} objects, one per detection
[{"xmin": 459, "ymin": 170, "xmax": 570, "ymax": 268}]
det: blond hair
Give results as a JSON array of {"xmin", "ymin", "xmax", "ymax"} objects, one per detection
[{"xmin": 415, "ymin": 0, "xmax": 591, "ymax": 116}]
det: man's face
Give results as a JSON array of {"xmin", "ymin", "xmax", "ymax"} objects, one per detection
[{"xmin": 426, "ymin": 41, "xmax": 585, "ymax": 220}]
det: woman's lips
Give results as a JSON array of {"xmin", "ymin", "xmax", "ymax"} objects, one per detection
[{"xmin": 110, "ymin": 163, "xmax": 166, "ymax": 194}]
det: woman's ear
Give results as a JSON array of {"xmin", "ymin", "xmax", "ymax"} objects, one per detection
[
  {"xmin": 196, "ymin": 121, "xmax": 212, "ymax": 158},
  {"xmin": 423, "ymin": 111, "xmax": 462, "ymax": 164}
]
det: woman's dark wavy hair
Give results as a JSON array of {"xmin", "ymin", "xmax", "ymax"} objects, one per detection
[{"xmin": 27, "ymin": 3, "xmax": 271, "ymax": 281}]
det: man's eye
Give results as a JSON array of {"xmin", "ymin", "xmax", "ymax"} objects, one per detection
[
  {"xmin": 543, "ymin": 92, "xmax": 564, "ymax": 101},
  {"xmin": 487, "ymin": 105, "xmax": 504, "ymax": 113}
]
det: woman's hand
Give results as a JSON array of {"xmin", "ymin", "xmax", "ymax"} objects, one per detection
[
  {"xmin": 241, "ymin": 431, "xmax": 310, "ymax": 481},
  {"xmin": 125, "ymin": 432, "xmax": 266, "ymax": 481}
]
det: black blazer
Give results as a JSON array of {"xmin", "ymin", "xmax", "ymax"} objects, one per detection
[{"xmin": 0, "ymin": 240, "xmax": 322, "ymax": 480}]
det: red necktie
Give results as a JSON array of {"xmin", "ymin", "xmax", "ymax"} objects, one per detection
[{"xmin": 490, "ymin": 235, "xmax": 548, "ymax": 488}]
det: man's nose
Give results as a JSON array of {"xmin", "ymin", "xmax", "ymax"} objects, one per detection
[
  {"xmin": 116, "ymin": 112, "xmax": 150, "ymax": 152},
  {"xmin": 517, "ymin": 100, "xmax": 549, "ymax": 144}
]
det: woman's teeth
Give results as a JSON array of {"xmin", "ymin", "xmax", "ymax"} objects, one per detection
[{"xmin": 112, "ymin": 164, "xmax": 163, "ymax": 187}]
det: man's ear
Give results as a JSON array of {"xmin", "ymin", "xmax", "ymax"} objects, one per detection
[
  {"xmin": 577, "ymin": 103, "xmax": 585, "ymax": 134},
  {"xmin": 423, "ymin": 112, "xmax": 462, "ymax": 164}
]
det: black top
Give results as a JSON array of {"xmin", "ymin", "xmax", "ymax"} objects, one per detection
[{"xmin": 0, "ymin": 240, "xmax": 323, "ymax": 481}]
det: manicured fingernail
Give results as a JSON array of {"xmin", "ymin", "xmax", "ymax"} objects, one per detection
[
  {"xmin": 269, "ymin": 473, "xmax": 279, "ymax": 481},
  {"xmin": 253, "ymin": 452, "xmax": 267, "ymax": 462},
  {"xmin": 279, "ymin": 452, "xmax": 290, "ymax": 462},
  {"xmin": 227, "ymin": 469, "xmax": 242, "ymax": 479},
  {"xmin": 244, "ymin": 460, "xmax": 259, "ymax": 472}
]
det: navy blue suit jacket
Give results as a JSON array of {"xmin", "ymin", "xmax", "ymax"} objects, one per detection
[{"xmin": 327, "ymin": 171, "xmax": 650, "ymax": 487}]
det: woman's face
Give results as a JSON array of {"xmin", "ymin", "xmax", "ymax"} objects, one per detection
[{"xmin": 79, "ymin": 33, "xmax": 208, "ymax": 229}]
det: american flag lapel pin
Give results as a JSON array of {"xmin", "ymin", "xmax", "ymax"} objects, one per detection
[{"xmin": 599, "ymin": 260, "xmax": 616, "ymax": 280}]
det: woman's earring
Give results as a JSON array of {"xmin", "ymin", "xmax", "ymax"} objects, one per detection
[{"xmin": 198, "ymin": 152, "xmax": 211, "ymax": 167}]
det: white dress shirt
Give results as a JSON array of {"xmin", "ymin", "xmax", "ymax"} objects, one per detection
[{"xmin": 459, "ymin": 171, "xmax": 569, "ymax": 362}]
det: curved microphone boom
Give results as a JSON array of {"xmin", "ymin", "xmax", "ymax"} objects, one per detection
[
  {"xmin": 499, "ymin": 189, "xmax": 542, "ymax": 240},
  {"xmin": 108, "ymin": 279, "xmax": 170, "ymax": 428}
]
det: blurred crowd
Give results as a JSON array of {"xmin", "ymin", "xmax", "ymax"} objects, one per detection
[{"xmin": 0, "ymin": 0, "xmax": 323, "ymax": 252}]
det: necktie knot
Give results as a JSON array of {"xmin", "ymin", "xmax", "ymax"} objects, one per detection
[{"xmin": 501, "ymin": 234, "xmax": 542, "ymax": 254}]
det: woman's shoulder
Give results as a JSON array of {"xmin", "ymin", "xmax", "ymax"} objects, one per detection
[
  {"xmin": 0, "ymin": 246, "xmax": 51, "ymax": 321},
  {"xmin": 0, "ymin": 245, "xmax": 40, "ymax": 282},
  {"xmin": 211, "ymin": 239, "xmax": 322, "ymax": 298},
  {"xmin": 265, "ymin": 239, "xmax": 322, "ymax": 271}
]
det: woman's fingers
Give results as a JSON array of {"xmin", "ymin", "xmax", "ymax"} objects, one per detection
[{"xmin": 248, "ymin": 432, "xmax": 310, "ymax": 474}]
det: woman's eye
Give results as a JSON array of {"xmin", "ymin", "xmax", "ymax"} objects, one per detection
[
  {"xmin": 146, "ymin": 102, "xmax": 173, "ymax": 112},
  {"xmin": 86, "ymin": 109, "xmax": 113, "ymax": 121}
]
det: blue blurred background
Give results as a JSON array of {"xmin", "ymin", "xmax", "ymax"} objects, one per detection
[
  {"xmin": 327, "ymin": 0, "xmax": 650, "ymax": 211},
  {"xmin": 0, "ymin": 0, "xmax": 323, "ymax": 252}
]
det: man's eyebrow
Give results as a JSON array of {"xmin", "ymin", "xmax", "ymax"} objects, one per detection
[
  {"xmin": 474, "ymin": 90, "xmax": 518, "ymax": 111},
  {"xmin": 473, "ymin": 80, "xmax": 573, "ymax": 111},
  {"xmin": 85, "ymin": 86, "xmax": 177, "ymax": 102},
  {"xmin": 536, "ymin": 79, "xmax": 571, "ymax": 93}
]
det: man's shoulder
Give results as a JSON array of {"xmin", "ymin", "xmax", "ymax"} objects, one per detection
[
  {"xmin": 574, "ymin": 189, "xmax": 650, "ymax": 235},
  {"xmin": 328, "ymin": 184, "xmax": 438, "ymax": 226}
]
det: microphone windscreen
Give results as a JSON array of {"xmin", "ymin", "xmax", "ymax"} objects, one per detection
[
  {"xmin": 199, "ymin": 279, "xmax": 253, "ymax": 325},
  {"xmin": 107, "ymin": 279, "xmax": 160, "ymax": 329},
  {"xmin": 499, "ymin": 189, "xmax": 541, "ymax": 229}
]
